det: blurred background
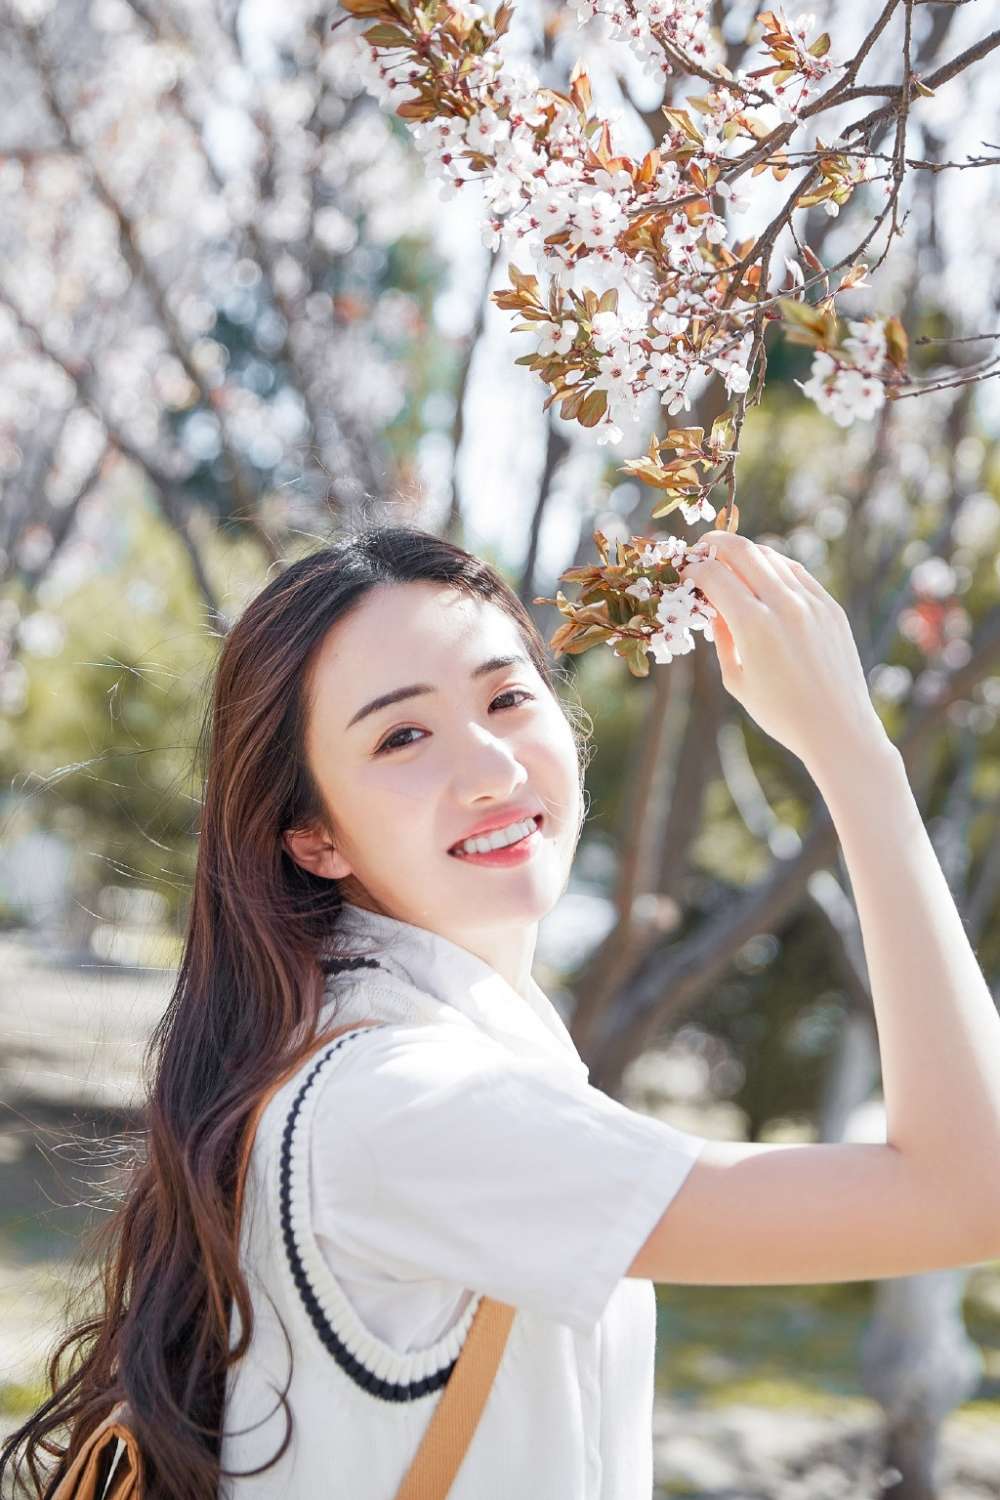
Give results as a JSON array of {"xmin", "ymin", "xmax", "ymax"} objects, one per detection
[{"xmin": 1, "ymin": 1, "xmax": 998, "ymax": 1496}]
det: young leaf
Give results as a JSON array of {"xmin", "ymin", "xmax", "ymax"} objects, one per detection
[
  {"xmin": 883, "ymin": 315, "xmax": 909, "ymax": 370},
  {"xmin": 363, "ymin": 23, "xmax": 412, "ymax": 46},
  {"xmin": 577, "ymin": 388, "xmax": 609, "ymax": 427}
]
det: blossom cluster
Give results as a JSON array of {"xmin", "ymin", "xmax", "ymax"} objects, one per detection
[
  {"xmin": 537, "ymin": 527, "xmax": 721, "ymax": 674},
  {"xmin": 798, "ymin": 317, "xmax": 890, "ymax": 427},
  {"xmin": 620, "ymin": 533, "xmax": 719, "ymax": 664},
  {"xmin": 347, "ymin": 0, "xmax": 852, "ymax": 460},
  {"xmin": 342, "ymin": 0, "xmax": 906, "ymax": 673}
]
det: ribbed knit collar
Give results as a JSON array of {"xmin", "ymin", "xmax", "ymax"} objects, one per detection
[{"xmin": 318, "ymin": 900, "xmax": 589, "ymax": 1087}]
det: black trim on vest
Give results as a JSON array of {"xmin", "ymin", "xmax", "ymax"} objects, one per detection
[
  {"xmin": 279, "ymin": 1029, "xmax": 460, "ymax": 1402},
  {"xmin": 318, "ymin": 954, "xmax": 383, "ymax": 977}
]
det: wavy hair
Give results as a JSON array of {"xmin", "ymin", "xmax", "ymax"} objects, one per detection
[{"xmin": 0, "ymin": 524, "xmax": 593, "ymax": 1499}]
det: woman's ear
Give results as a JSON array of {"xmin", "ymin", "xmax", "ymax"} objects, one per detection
[{"xmin": 282, "ymin": 824, "xmax": 353, "ymax": 881}]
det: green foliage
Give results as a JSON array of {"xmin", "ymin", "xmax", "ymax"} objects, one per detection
[
  {"xmin": 0, "ymin": 487, "xmax": 255, "ymax": 928},
  {"xmin": 656, "ymin": 1259, "xmax": 1000, "ymax": 1406}
]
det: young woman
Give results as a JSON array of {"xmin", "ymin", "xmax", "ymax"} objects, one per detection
[{"xmin": 4, "ymin": 523, "xmax": 999, "ymax": 1499}]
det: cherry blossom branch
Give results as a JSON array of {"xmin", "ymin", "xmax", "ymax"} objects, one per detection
[
  {"xmin": 732, "ymin": 145, "xmax": 1000, "ymax": 172},
  {"xmin": 842, "ymin": 25, "xmax": 1000, "ymax": 144},
  {"xmin": 340, "ymin": 0, "xmax": 997, "ymax": 674}
]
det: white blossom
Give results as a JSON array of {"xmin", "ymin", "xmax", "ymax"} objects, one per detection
[
  {"xmin": 843, "ymin": 317, "xmax": 887, "ymax": 366},
  {"xmin": 717, "ymin": 178, "xmax": 751, "ymax": 213},
  {"xmin": 624, "ymin": 573, "xmax": 654, "ymax": 601},
  {"xmin": 639, "ymin": 535, "xmax": 687, "ymax": 568},
  {"xmin": 645, "ymin": 579, "xmax": 717, "ymax": 662},
  {"xmin": 799, "ymin": 350, "xmax": 887, "ymax": 426},
  {"xmin": 535, "ymin": 318, "xmax": 575, "ymax": 356},
  {"xmin": 572, "ymin": 188, "xmax": 629, "ymax": 251},
  {"xmin": 590, "ymin": 310, "xmax": 624, "ymax": 352},
  {"xmin": 465, "ymin": 107, "xmax": 511, "ymax": 153}
]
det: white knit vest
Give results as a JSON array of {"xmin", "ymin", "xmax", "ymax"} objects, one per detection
[{"xmin": 218, "ymin": 905, "xmax": 667, "ymax": 1498}]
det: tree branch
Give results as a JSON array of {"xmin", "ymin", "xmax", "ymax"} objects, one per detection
[{"xmin": 0, "ymin": 288, "xmax": 230, "ymax": 624}]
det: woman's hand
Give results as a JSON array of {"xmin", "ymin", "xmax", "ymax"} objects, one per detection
[{"xmin": 676, "ymin": 531, "xmax": 890, "ymax": 771}]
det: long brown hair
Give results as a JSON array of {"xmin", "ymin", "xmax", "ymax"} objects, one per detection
[{"xmin": 0, "ymin": 524, "xmax": 593, "ymax": 1499}]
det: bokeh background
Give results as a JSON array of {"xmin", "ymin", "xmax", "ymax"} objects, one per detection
[{"xmin": 1, "ymin": 1, "xmax": 998, "ymax": 1495}]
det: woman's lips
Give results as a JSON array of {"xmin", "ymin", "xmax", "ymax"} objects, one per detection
[{"xmin": 448, "ymin": 812, "xmax": 544, "ymax": 858}]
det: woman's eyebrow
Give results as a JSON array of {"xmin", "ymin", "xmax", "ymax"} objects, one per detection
[{"xmin": 345, "ymin": 652, "xmax": 530, "ymax": 730}]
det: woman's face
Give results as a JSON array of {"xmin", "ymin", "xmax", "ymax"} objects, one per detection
[{"xmin": 284, "ymin": 580, "xmax": 584, "ymax": 952}]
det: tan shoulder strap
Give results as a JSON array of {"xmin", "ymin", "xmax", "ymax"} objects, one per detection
[{"xmin": 393, "ymin": 1296, "xmax": 516, "ymax": 1500}]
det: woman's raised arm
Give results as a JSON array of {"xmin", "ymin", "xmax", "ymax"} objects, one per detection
[{"xmin": 626, "ymin": 533, "xmax": 1000, "ymax": 1286}]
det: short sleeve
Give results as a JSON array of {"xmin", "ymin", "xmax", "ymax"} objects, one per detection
[{"xmin": 308, "ymin": 1021, "xmax": 707, "ymax": 1335}]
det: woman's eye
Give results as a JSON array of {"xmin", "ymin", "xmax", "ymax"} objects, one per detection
[{"xmin": 374, "ymin": 688, "xmax": 536, "ymax": 756}]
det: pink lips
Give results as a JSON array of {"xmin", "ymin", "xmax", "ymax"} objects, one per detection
[{"xmin": 448, "ymin": 812, "xmax": 544, "ymax": 858}]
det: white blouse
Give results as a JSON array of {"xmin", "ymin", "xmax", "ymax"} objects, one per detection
[{"xmin": 219, "ymin": 901, "xmax": 707, "ymax": 1499}]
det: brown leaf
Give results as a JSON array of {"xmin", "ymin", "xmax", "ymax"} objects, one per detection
[
  {"xmin": 508, "ymin": 263, "xmax": 540, "ymax": 298},
  {"xmin": 577, "ymin": 388, "xmax": 609, "ymax": 427},
  {"xmin": 561, "ymin": 623, "xmax": 617, "ymax": 655},
  {"xmin": 883, "ymin": 315, "xmax": 909, "ymax": 370},
  {"xmin": 560, "ymin": 388, "xmax": 587, "ymax": 421},
  {"xmin": 569, "ymin": 59, "xmax": 592, "ymax": 113},
  {"xmin": 396, "ymin": 98, "xmax": 439, "ymax": 121},
  {"xmin": 493, "ymin": 1, "xmax": 513, "ymax": 38},
  {"xmin": 838, "ymin": 262, "xmax": 870, "ymax": 291},
  {"xmin": 616, "ymin": 638, "xmax": 651, "ymax": 676},
  {"xmin": 709, "ymin": 412, "xmax": 735, "ymax": 452},
  {"xmin": 363, "ymin": 22, "xmax": 411, "ymax": 46},
  {"xmin": 778, "ymin": 296, "xmax": 829, "ymax": 336},
  {"xmin": 617, "ymin": 459, "xmax": 675, "ymax": 486},
  {"xmin": 665, "ymin": 426, "xmax": 705, "ymax": 451},
  {"xmin": 650, "ymin": 493, "xmax": 687, "ymax": 519},
  {"xmin": 339, "ymin": 0, "xmax": 391, "ymax": 15}
]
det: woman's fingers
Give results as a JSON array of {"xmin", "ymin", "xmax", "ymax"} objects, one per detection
[
  {"xmin": 757, "ymin": 543, "xmax": 830, "ymax": 605},
  {"xmin": 676, "ymin": 529, "xmax": 884, "ymax": 768},
  {"xmin": 678, "ymin": 552, "xmax": 768, "ymax": 641},
  {"xmin": 684, "ymin": 531, "xmax": 796, "ymax": 608},
  {"xmin": 708, "ymin": 603, "xmax": 744, "ymax": 681}
]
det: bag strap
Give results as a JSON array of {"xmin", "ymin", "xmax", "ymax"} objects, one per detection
[
  {"xmin": 392, "ymin": 1296, "xmax": 516, "ymax": 1500},
  {"xmin": 53, "ymin": 1017, "xmax": 515, "ymax": 1500}
]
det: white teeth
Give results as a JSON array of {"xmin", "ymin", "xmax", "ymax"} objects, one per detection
[{"xmin": 453, "ymin": 817, "xmax": 537, "ymax": 856}]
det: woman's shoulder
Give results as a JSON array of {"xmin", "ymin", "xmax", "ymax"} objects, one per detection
[
  {"xmin": 312, "ymin": 1008, "xmax": 501, "ymax": 1096},
  {"xmin": 258, "ymin": 997, "xmax": 494, "ymax": 1144}
]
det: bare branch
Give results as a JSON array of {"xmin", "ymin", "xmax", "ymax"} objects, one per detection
[
  {"xmin": 0, "ymin": 287, "xmax": 232, "ymax": 623},
  {"xmin": 17, "ymin": 22, "xmax": 278, "ymax": 563},
  {"xmin": 843, "ymin": 27, "xmax": 1000, "ymax": 144}
]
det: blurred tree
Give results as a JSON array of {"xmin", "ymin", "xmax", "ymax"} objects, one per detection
[{"xmin": 0, "ymin": 0, "xmax": 452, "ymax": 622}]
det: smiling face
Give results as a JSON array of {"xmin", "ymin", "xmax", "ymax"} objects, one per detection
[{"xmin": 282, "ymin": 579, "xmax": 584, "ymax": 957}]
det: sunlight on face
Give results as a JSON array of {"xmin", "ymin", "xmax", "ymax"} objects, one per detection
[{"xmin": 296, "ymin": 580, "xmax": 583, "ymax": 945}]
